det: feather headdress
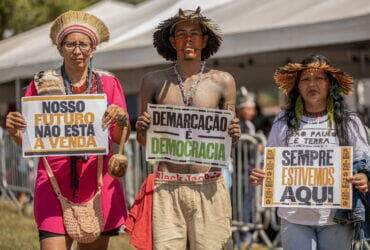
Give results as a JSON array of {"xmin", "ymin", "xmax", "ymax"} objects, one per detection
[{"xmin": 273, "ymin": 61, "xmax": 353, "ymax": 95}]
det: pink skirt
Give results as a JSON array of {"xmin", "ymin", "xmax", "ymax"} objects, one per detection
[{"xmin": 34, "ymin": 154, "xmax": 127, "ymax": 234}]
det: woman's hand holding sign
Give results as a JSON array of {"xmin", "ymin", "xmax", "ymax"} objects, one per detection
[
  {"xmin": 102, "ymin": 104, "xmax": 127, "ymax": 128},
  {"xmin": 349, "ymin": 173, "xmax": 368, "ymax": 193},
  {"xmin": 6, "ymin": 111, "xmax": 26, "ymax": 131},
  {"xmin": 250, "ymin": 168, "xmax": 265, "ymax": 186},
  {"xmin": 103, "ymin": 104, "xmax": 129, "ymax": 144},
  {"xmin": 6, "ymin": 111, "xmax": 26, "ymax": 145}
]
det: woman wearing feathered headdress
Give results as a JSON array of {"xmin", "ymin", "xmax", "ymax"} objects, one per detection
[
  {"xmin": 250, "ymin": 54, "xmax": 370, "ymax": 250},
  {"xmin": 6, "ymin": 11, "xmax": 130, "ymax": 249}
]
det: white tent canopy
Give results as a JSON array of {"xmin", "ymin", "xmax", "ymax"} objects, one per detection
[{"xmin": 1, "ymin": 0, "xmax": 370, "ymax": 84}]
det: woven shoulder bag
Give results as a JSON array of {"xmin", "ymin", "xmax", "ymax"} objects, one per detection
[{"xmin": 42, "ymin": 157, "xmax": 104, "ymax": 243}]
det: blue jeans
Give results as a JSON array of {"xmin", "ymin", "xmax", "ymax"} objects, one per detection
[{"xmin": 281, "ymin": 220, "xmax": 353, "ymax": 250}]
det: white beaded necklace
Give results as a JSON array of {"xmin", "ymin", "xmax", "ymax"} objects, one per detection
[{"xmin": 173, "ymin": 62, "xmax": 205, "ymax": 106}]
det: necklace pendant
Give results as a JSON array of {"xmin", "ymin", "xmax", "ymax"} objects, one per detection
[
  {"xmin": 187, "ymin": 97, "xmax": 193, "ymax": 106},
  {"xmin": 173, "ymin": 62, "xmax": 205, "ymax": 107}
]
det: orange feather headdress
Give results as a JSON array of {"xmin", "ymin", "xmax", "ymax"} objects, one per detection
[{"xmin": 273, "ymin": 62, "xmax": 353, "ymax": 95}]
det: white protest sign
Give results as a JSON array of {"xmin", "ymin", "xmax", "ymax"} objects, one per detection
[
  {"xmin": 22, "ymin": 94, "xmax": 108, "ymax": 157},
  {"xmin": 146, "ymin": 104, "xmax": 233, "ymax": 167},
  {"xmin": 262, "ymin": 146, "xmax": 352, "ymax": 209}
]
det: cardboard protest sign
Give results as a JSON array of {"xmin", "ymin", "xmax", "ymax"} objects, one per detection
[
  {"xmin": 22, "ymin": 94, "xmax": 108, "ymax": 157},
  {"xmin": 262, "ymin": 146, "xmax": 352, "ymax": 209},
  {"xmin": 146, "ymin": 104, "xmax": 233, "ymax": 167}
]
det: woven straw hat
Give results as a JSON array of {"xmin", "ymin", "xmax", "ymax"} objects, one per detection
[
  {"xmin": 153, "ymin": 7, "xmax": 222, "ymax": 61},
  {"xmin": 273, "ymin": 61, "xmax": 353, "ymax": 96},
  {"xmin": 50, "ymin": 10, "xmax": 109, "ymax": 48}
]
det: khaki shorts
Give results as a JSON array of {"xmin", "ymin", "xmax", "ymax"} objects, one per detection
[{"xmin": 153, "ymin": 172, "xmax": 232, "ymax": 250}]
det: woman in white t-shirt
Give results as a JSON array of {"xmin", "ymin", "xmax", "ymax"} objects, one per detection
[{"xmin": 251, "ymin": 54, "xmax": 369, "ymax": 250}]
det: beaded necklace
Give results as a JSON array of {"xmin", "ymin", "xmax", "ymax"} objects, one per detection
[
  {"xmin": 60, "ymin": 61, "xmax": 93, "ymax": 195},
  {"xmin": 173, "ymin": 62, "xmax": 205, "ymax": 106},
  {"xmin": 61, "ymin": 62, "xmax": 93, "ymax": 95}
]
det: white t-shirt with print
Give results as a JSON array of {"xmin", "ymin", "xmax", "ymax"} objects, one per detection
[{"xmin": 267, "ymin": 112, "xmax": 369, "ymax": 226}]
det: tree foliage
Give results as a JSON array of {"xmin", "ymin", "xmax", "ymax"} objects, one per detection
[
  {"xmin": 0, "ymin": 0, "xmax": 14, "ymax": 39},
  {"xmin": 0, "ymin": 0, "xmax": 145, "ymax": 40},
  {"xmin": 120, "ymin": 0, "xmax": 146, "ymax": 4}
]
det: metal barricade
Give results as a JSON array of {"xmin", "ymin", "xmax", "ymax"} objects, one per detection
[
  {"xmin": 0, "ymin": 131, "xmax": 37, "ymax": 211},
  {"xmin": 123, "ymin": 133, "xmax": 151, "ymax": 205},
  {"xmin": 231, "ymin": 133, "xmax": 281, "ymax": 249}
]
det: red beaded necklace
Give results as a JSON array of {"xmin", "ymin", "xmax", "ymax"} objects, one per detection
[
  {"xmin": 62, "ymin": 64, "xmax": 95, "ymax": 95},
  {"xmin": 70, "ymin": 82, "xmax": 88, "ymax": 94},
  {"xmin": 68, "ymin": 73, "xmax": 97, "ymax": 94}
]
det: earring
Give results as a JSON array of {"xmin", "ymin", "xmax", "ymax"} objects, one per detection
[{"xmin": 327, "ymin": 95, "xmax": 334, "ymax": 128}]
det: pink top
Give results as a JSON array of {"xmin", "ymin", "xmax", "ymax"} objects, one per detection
[{"xmin": 26, "ymin": 73, "xmax": 128, "ymax": 234}]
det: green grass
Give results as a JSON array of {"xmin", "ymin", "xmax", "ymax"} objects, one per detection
[
  {"xmin": 0, "ymin": 200, "xmax": 271, "ymax": 250},
  {"xmin": 0, "ymin": 201, "xmax": 134, "ymax": 249}
]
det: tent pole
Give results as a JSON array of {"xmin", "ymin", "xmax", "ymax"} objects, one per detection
[{"xmin": 15, "ymin": 78, "xmax": 21, "ymax": 111}]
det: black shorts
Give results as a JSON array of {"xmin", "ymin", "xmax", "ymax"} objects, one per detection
[{"xmin": 38, "ymin": 228, "xmax": 121, "ymax": 241}]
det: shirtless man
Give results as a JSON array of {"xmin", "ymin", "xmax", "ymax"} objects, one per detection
[{"xmin": 136, "ymin": 8, "xmax": 240, "ymax": 249}]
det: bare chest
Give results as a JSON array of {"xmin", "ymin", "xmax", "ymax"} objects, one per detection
[{"xmin": 155, "ymin": 77, "xmax": 223, "ymax": 108}]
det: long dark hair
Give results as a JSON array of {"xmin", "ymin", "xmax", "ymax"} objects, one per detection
[{"xmin": 281, "ymin": 54, "xmax": 358, "ymax": 146}]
